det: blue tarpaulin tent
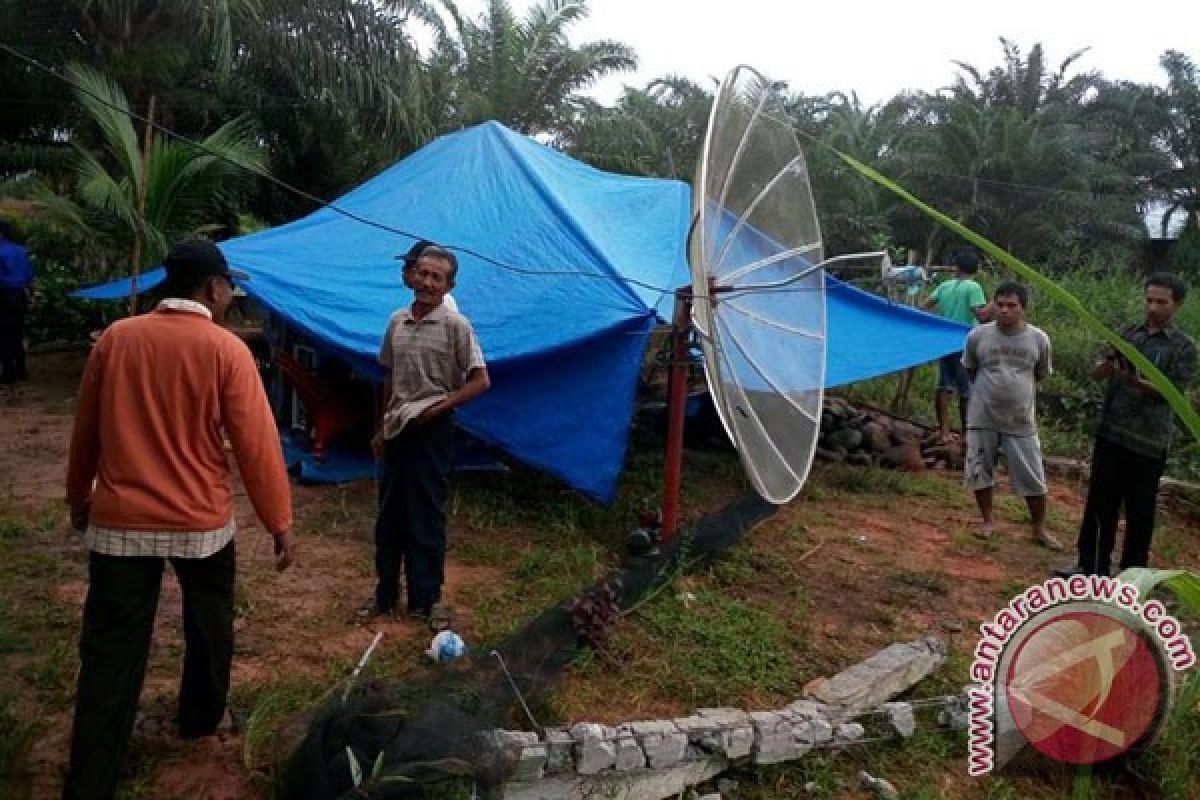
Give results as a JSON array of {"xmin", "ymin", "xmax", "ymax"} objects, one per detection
[{"xmin": 75, "ymin": 121, "xmax": 968, "ymax": 501}]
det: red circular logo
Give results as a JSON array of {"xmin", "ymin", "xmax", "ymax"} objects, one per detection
[{"xmin": 1003, "ymin": 609, "xmax": 1165, "ymax": 765}]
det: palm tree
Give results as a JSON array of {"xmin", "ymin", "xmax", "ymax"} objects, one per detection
[
  {"xmin": 1148, "ymin": 50, "xmax": 1200, "ymax": 235},
  {"xmin": 431, "ymin": 0, "xmax": 637, "ymax": 135},
  {"xmin": 564, "ymin": 76, "xmax": 713, "ymax": 177},
  {"xmin": 38, "ymin": 64, "xmax": 266, "ymax": 311}
]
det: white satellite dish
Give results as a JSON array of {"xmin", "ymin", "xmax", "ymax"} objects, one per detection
[
  {"xmin": 691, "ymin": 65, "xmax": 826, "ymax": 505},
  {"xmin": 659, "ymin": 65, "xmax": 889, "ymax": 537}
]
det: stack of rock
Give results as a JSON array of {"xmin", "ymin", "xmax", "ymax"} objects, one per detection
[{"xmin": 815, "ymin": 397, "xmax": 964, "ymax": 471}]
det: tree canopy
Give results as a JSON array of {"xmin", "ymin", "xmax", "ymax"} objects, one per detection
[{"xmin": 1, "ymin": 1, "xmax": 1197, "ymax": 278}]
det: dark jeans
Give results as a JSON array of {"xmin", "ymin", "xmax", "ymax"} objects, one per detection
[
  {"xmin": 374, "ymin": 414, "xmax": 454, "ymax": 613},
  {"xmin": 1076, "ymin": 437, "xmax": 1166, "ymax": 576},
  {"xmin": 63, "ymin": 542, "xmax": 236, "ymax": 800},
  {"xmin": 0, "ymin": 287, "xmax": 29, "ymax": 382}
]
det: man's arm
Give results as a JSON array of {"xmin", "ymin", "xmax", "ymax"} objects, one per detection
[
  {"xmin": 372, "ymin": 369, "xmax": 392, "ymax": 457},
  {"xmin": 65, "ymin": 340, "xmax": 107, "ymax": 530},
  {"xmin": 415, "ymin": 367, "xmax": 491, "ymax": 423},
  {"xmin": 222, "ymin": 343, "xmax": 296, "ymax": 571},
  {"xmin": 1034, "ymin": 333, "xmax": 1052, "ymax": 382},
  {"xmin": 970, "ymin": 303, "xmax": 992, "ymax": 323},
  {"xmin": 1118, "ymin": 337, "xmax": 1197, "ymax": 400},
  {"xmin": 921, "ymin": 283, "xmax": 939, "ymax": 311},
  {"xmin": 962, "ymin": 330, "xmax": 979, "ymax": 382}
]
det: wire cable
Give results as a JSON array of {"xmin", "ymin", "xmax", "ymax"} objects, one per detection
[{"xmin": 0, "ymin": 42, "xmax": 682, "ymax": 301}]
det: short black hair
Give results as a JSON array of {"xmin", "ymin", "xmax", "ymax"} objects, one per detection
[
  {"xmin": 994, "ymin": 281, "xmax": 1029, "ymax": 308},
  {"xmin": 954, "ymin": 249, "xmax": 980, "ymax": 274},
  {"xmin": 1146, "ymin": 272, "xmax": 1187, "ymax": 303},
  {"xmin": 415, "ymin": 244, "xmax": 458, "ymax": 280},
  {"xmin": 401, "ymin": 239, "xmax": 436, "ymax": 268},
  {"xmin": 0, "ymin": 217, "xmax": 14, "ymax": 240}
]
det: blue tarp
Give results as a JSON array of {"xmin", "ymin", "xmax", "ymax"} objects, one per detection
[{"xmin": 74, "ymin": 121, "xmax": 968, "ymax": 501}]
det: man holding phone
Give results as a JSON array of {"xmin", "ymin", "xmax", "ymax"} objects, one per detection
[{"xmin": 1059, "ymin": 273, "xmax": 1196, "ymax": 577}]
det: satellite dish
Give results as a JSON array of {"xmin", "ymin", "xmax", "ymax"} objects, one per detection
[
  {"xmin": 689, "ymin": 65, "xmax": 826, "ymax": 505},
  {"xmin": 657, "ymin": 66, "xmax": 891, "ymax": 538}
]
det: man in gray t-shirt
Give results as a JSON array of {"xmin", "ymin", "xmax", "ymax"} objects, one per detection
[
  {"xmin": 365, "ymin": 244, "xmax": 490, "ymax": 623},
  {"xmin": 962, "ymin": 282, "xmax": 1060, "ymax": 549}
]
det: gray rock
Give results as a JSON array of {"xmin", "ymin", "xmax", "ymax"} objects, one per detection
[
  {"xmin": 826, "ymin": 428, "xmax": 863, "ymax": 451},
  {"xmin": 636, "ymin": 725, "xmax": 688, "ymax": 769},
  {"xmin": 696, "ymin": 708, "xmax": 751, "ymax": 728},
  {"xmin": 834, "ymin": 722, "xmax": 865, "ymax": 743},
  {"xmin": 937, "ymin": 693, "xmax": 969, "ymax": 731},
  {"xmin": 881, "ymin": 701, "xmax": 917, "ymax": 738},
  {"xmin": 804, "ymin": 637, "xmax": 948, "ymax": 715},
  {"xmin": 889, "ymin": 420, "xmax": 924, "ymax": 443},
  {"xmin": 699, "ymin": 724, "xmax": 755, "ymax": 760},
  {"xmin": 628, "ymin": 719, "xmax": 679, "ymax": 737},
  {"xmin": 814, "ymin": 446, "xmax": 845, "ymax": 463},
  {"xmin": 716, "ymin": 777, "xmax": 739, "ymax": 794},
  {"xmin": 495, "ymin": 731, "xmax": 546, "ymax": 781},
  {"xmin": 861, "ymin": 420, "xmax": 892, "ymax": 452},
  {"xmin": 880, "ymin": 441, "xmax": 924, "ymax": 471},
  {"xmin": 794, "ymin": 716, "xmax": 833, "ymax": 746},
  {"xmin": 825, "ymin": 397, "xmax": 852, "ymax": 418},
  {"xmin": 613, "ymin": 735, "xmax": 646, "ymax": 771},
  {"xmin": 570, "ymin": 723, "xmax": 616, "ymax": 774},
  {"xmin": 859, "ymin": 770, "xmax": 900, "ymax": 800},
  {"xmin": 673, "ymin": 715, "xmax": 719, "ymax": 740},
  {"xmin": 542, "ymin": 727, "xmax": 574, "ymax": 772}
]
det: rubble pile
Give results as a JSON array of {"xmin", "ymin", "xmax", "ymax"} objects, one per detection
[{"xmin": 816, "ymin": 397, "xmax": 964, "ymax": 471}]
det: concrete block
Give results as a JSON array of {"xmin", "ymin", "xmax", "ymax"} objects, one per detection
[
  {"xmin": 881, "ymin": 701, "xmax": 916, "ymax": 738},
  {"xmin": 542, "ymin": 727, "xmax": 574, "ymax": 772},
  {"xmin": 613, "ymin": 735, "xmax": 647, "ymax": 771},
  {"xmin": 639, "ymin": 730, "xmax": 688, "ymax": 769},
  {"xmin": 834, "ymin": 722, "xmax": 865, "ymax": 743}
]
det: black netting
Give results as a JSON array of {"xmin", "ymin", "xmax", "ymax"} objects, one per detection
[{"xmin": 278, "ymin": 493, "xmax": 775, "ymax": 799}]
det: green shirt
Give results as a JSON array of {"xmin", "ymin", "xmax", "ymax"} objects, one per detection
[
  {"xmin": 929, "ymin": 278, "xmax": 987, "ymax": 326},
  {"xmin": 1098, "ymin": 321, "xmax": 1197, "ymax": 458}
]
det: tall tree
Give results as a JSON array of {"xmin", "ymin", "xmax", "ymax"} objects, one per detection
[
  {"xmin": 1150, "ymin": 50, "xmax": 1200, "ymax": 235},
  {"xmin": 431, "ymin": 0, "xmax": 636, "ymax": 135},
  {"xmin": 564, "ymin": 76, "xmax": 713, "ymax": 178}
]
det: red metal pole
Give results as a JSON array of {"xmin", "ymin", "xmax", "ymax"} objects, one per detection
[{"xmin": 661, "ymin": 287, "xmax": 692, "ymax": 541}]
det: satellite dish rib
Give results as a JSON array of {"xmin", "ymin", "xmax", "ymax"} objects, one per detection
[{"xmin": 660, "ymin": 65, "xmax": 829, "ymax": 539}]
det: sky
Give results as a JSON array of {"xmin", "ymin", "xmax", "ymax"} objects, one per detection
[{"xmin": 452, "ymin": 0, "xmax": 1200, "ymax": 105}]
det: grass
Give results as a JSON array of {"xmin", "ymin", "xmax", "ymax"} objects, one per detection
[{"xmin": 0, "ymin": 692, "xmax": 40, "ymax": 800}]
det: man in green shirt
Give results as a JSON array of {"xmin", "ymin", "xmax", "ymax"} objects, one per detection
[{"xmin": 924, "ymin": 250, "xmax": 991, "ymax": 438}]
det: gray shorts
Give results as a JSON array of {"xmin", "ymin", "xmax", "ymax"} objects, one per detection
[{"xmin": 964, "ymin": 429, "xmax": 1047, "ymax": 496}]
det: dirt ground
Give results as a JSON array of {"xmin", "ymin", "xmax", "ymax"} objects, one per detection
[{"xmin": 1, "ymin": 352, "xmax": 1196, "ymax": 799}]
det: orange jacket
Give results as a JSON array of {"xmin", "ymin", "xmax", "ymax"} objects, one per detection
[{"xmin": 66, "ymin": 309, "xmax": 291, "ymax": 536}]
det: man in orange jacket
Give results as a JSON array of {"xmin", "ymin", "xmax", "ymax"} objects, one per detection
[{"xmin": 64, "ymin": 239, "xmax": 297, "ymax": 800}]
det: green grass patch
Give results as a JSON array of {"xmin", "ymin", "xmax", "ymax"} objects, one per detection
[
  {"xmin": 814, "ymin": 464, "xmax": 964, "ymax": 505},
  {"xmin": 0, "ymin": 692, "xmax": 40, "ymax": 800},
  {"xmin": 622, "ymin": 588, "xmax": 798, "ymax": 707}
]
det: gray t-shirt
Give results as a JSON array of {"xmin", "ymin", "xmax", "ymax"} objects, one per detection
[
  {"xmin": 963, "ymin": 322, "xmax": 1052, "ymax": 436},
  {"xmin": 378, "ymin": 302, "xmax": 486, "ymax": 438}
]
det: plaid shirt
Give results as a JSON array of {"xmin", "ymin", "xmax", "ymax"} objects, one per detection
[
  {"xmin": 83, "ymin": 517, "xmax": 236, "ymax": 559},
  {"xmin": 1097, "ymin": 321, "xmax": 1197, "ymax": 458}
]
